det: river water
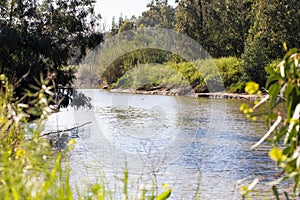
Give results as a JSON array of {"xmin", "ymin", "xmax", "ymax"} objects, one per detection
[{"xmin": 45, "ymin": 89, "xmax": 280, "ymax": 199}]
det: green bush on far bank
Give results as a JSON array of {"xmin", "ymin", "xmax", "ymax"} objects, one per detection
[
  {"xmin": 213, "ymin": 57, "xmax": 245, "ymax": 93},
  {"xmin": 115, "ymin": 57, "xmax": 246, "ymax": 93}
]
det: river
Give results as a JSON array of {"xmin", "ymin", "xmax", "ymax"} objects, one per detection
[{"xmin": 45, "ymin": 89, "xmax": 280, "ymax": 199}]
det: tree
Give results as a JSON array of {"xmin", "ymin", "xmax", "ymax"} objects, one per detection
[
  {"xmin": 108, "ymin": 15, "xmax": 136, "ymax": 36},
  {"xmin": 118, "ymin": 20, "xmax": 136, "ymax": 33},
  {"xmin": 108, "ymin": 17, "xmax": 120, "ymax": 37},
  {"xmin": 241, "ymin": 0, "xmax": 300, "ymax": 86},
  {"xmin": 175, "ymin": 0, "xmax": 204, "ymax": 44},
  {"xmin": 0, "ymin": 0, "xmax": 103, "ymax": 94},
  {"xmin": 137, "ymin": 0, "xmax": 176, "ymax": 29},
  {"xmin": 204, "ymin": 0, "xmax": 252, "ymax": 57},
  {"xmin": 262, "ymin": 0, "xmax": 300, "ymax": 58},
  {"xmin": 175, "ymin": 0, "xmax": 252, "ymax": 58},
  {"xmin": 241, "ymin": 33, "xmax": 269, "ymax": 86}
]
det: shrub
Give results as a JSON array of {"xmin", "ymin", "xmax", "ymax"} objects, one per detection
[
  {"xmin": 115, "ymin": 57, "xmax": 243, "ymax": 93},
  {"xmin": 213, "ymin": 57, "xmax": 244, "ymax": 93}
]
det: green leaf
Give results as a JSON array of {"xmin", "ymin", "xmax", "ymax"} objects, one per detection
[
  {"xmin": 272, "ymin": 185, "xmax": 280, "ymax": 200},
  {"xmin": 268, "ymin": 83, "xmax": 281, "ymax": 109},
  {"xmin": 156, "ymin": 189, "xmax": 171, "ymax": 200},
  {"xmin": 266, "ymin": 74, "xmax": 281, "ymax": 88}
]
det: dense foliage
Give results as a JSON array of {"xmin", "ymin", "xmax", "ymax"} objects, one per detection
[
  {"xmin": 0, "ymin": 74, "xmax": 73, "ymax": 199},
  {"xmin": 114, "ymin": 57, "xmax": 242, "ymax": 93},
  {"xmin": 104, "ymin": 0, "xmax": 300, "ymax": 90},
  {"xmin": 241, "ymin": 0, "xmax": 300, "ymax": 86},
  {"xmin": 1, "ymin": 0, "xmax": 299, "ymax": 198},
  {"xmin": 137, "ymin": 0, "xmax": 176, "ymax": 29},
  {"xmin": 0, "ymin": 0, "xmax": 103, "ymax": 96}
]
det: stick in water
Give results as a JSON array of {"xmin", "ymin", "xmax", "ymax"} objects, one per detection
[{"xmin": 40, "ymin": 121, "xmax": 92, "ymax": 137}]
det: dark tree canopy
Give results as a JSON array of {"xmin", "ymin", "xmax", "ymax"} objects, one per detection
[
  {"xmin": 175, "ymin": 0, "xmax": 253, "ymax": 58},
  {"xmin": 0, "ymin": 0, "xmax": 103, "ymax": 93},
  {"xmin": 241, "ymin": 0, "xmax": 300, "ymax": 85}
]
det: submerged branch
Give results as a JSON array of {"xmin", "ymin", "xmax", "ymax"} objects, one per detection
[{"xmin": 40, "ymin": 121, "xmax": 92, "ymax": 138}]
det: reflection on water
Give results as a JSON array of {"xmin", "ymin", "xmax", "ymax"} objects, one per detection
[{"xmin": 45, "ymin": 89, "xmax": 279, "ymax": 199}]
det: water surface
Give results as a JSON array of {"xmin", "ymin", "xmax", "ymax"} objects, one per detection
[{"xmin": 46, "ymin": 89, "xmax": 279, "ymax": 199}]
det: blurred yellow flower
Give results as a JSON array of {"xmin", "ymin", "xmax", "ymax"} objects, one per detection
[
  {"xmin": 16, "ymin": 149, "xmax": 26, "ymax": 158},
  {"xmin": 245, "ymin": 82, "xmax": 259, "ymax": 95},
  {"xmin": 38, "ymin": 93, "xmax": 44, "ymax": 99}
]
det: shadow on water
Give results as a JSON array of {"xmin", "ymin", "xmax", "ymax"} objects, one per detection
[{"xmin": 70, "ymin": 89, "xmax": 93, "ymax": 109}]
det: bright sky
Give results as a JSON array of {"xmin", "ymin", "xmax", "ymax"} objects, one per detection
[{"xmin": 95, "ymin": 0, "xmax": 177, "ymax": 29}]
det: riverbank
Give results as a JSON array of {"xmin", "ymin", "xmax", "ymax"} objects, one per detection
[{"xmin": 109, "ymin": 87, "xmax": 261, "ymax": 101}]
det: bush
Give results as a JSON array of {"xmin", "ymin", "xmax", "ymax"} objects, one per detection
[
  {"xmin": 115, "ymin": 57, "xmax": 244, "ymax": 93},
  {"xmin": 214, "ymin": 57, "xmax": 245, "ymax": 93},
  {"xmin": 115, "ymin": 63, "xmax": 189, "ymax": 89}
]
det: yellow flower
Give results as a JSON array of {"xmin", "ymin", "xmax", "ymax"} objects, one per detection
[
  {"xmin": 283, "ymin": 42, "xmax": 288, "ymax": 51},
  {"xmin": 245, "ymin": 82, "xmax": 259, "ymax": 95},
  {"xmin": 0, "ymin": 116, "xmax": 6, "ymax": 123},
  {"xmin": 280, "ymin": 163, "xmax": 286, "ymax": 168},
  {"xmin": 240, "ymin": 103, "xmax": 248, "ymax": 111},
  {"xmin": 0, "ymin": 74, "xmax": 7, "ymax": 81},
  {"xmin": 68, "ymin": 139, "xmax": 76, "ymax": 150},
  {"xmin": 38, "ymin": 93, "xmax": 44, "ymax": 99},
  {"xmin": 16, "ymin": 149, "xmax": 26, "ymax": 158},
  {"xmin": 68, "ymin": 139, "xmax": 76, "ymax": 145},
  {"xmin": 269, "ymin": 147, "xmax": 284, "ymax": 162}
]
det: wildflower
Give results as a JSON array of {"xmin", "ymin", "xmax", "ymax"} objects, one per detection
[{"xmin": 245, "ymin": 82, "xmax": 259, "ymax": 94}]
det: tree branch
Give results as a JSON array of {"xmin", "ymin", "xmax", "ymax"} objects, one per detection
[{"xmin": 40, "ymin": 121, "xmax": 92, "ymax": 138}]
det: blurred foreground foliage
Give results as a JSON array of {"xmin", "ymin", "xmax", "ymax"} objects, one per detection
[
  {"xmin": 0, "ymin": 74, "xmax": 73, "ymax": 199},
  {"xmin": 241, "ymin": 48, "xmax": 300, "ymax": 198},
  {"xmin": 0, "ymin": 74, "xmax": 171, "ymax": 199}
]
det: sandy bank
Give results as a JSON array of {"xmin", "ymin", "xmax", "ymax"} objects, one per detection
[{"xmin": 109, "ymin": 87, "xmax": 260, "ymax": 101}]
